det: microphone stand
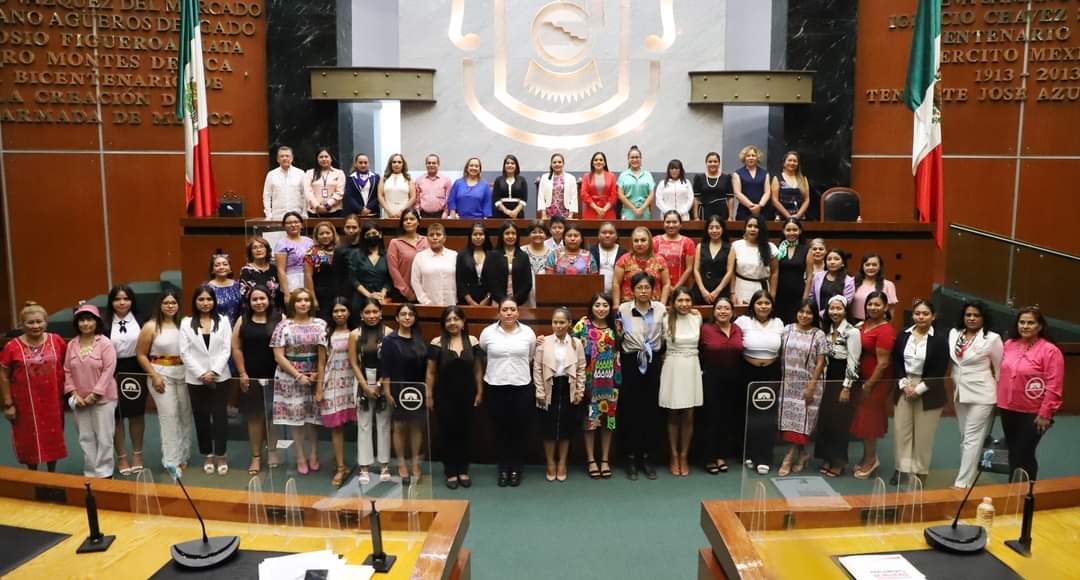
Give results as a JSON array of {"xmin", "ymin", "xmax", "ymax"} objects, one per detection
[
  {"xmin": 924, "ymin": 453, "xmax": 990, "ymax": 553},
  {"xmin": 1005, "ymin": 480, "xmax": 1035, "ymax": 557},
  {"xmin": 168, "ymin": 468, "xmax": 240, "ymax": 568}
]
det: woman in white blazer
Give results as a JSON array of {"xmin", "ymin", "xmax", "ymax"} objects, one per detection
[
  {"xmin": 537, "ymin": 153, "xmax": 579, "ymax": 219},
  {"xmin": 948, "ymin": 300, "xmax": 1003, "ymax": 488},
  {"xmin": 180, "ymin": 285, "xmax": 234, "ymax": 475}
]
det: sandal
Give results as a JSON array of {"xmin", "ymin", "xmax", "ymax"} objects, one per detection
[
  {"xmin": 706, "ymin": 462, "xmax": 721, "ymax": 475},
  {"xmin": 379, "ymin": 464, "xmax": 391, "ymax": 482},
  {"xmin": 117, "ymin": 453, "xmax": 133, "ymax": 476},
  {"xmin": 131, "ymin": 451, "xmax": 144, "ymax": 473},
  {"xmin": 331, "ymin": 465, "xmax": 350, "ymax": 488},
  {"xmin": 793, "ymin": 451, "xmax": 810, "ymax": 474},
  {"xmin": 249, "ymin": 455, "xmax": 262, "ymax": 476},
  {"xmin": 599, "ymin": 461, "xmax": 612, "ymax": 479},
  {"xmin": 308, "ymin": 456, "xmax": 321, "ymax": 472},
  {"xmin": 822, "ymin": 466, "xmax": 844, "ymax": 478},
  {"xmin": 587, "ymin": 461, "xmax": 601, "ymax": 479},
  {"xmin": 717, "ymin": 460, "xmax": 729, "ymax": 473},
  {"xmin": 268, "ymin": 451, "xmax": 280, "ymax": 469}
]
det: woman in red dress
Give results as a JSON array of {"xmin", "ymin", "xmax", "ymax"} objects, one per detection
[
  {"xmin": 849, "ymin": 291, "xmax": 896, "ymax": 479},
  {"xmin": 0, "ymin": 302, "xmax": 68, "ymax": 471},
  {"xmin": 580, "ymin": 151, "xmax": 617, "ymax": 220}
]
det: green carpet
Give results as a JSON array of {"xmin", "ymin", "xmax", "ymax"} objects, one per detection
[{"xmin": 2, "ymin": 415, "xmax": 1077, "ymax": 579}]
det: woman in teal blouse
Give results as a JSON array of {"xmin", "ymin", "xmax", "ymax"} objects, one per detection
[{"xmin": 617, "ymin": 145, "xmax": 656, "ymax": 220}]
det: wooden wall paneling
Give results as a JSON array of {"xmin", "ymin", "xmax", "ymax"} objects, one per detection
[
  {"xmin": 5, "ymin": 153, "xmax": 108, "ymax": 312},
  {"xmin": 941, "ymin": 158, "xmax": 1016, "ymax": 237},
  {"xmin": 1014, "ymin": 160, "xmax": 1080, "ymax": 256},
  {"xmin": 849, "ymin": 158, "xmax": 914, "ymax": 222},
  {"xmin": 851, "ymin": 0, "xmax": 913, "ymax": 156}
]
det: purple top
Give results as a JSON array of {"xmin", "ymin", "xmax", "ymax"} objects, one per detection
[{"xmin": 274, "ymin": 236, "xmax": 314, "ymax": 276}]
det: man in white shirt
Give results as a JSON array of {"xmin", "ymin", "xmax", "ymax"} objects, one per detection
[
  {"xmin": 262, "ymin": 146, "xmax": 306, "ymax": 220},
  {"xmin": 410, "ymin": 223, "xmax": 458, "ymax": 305}
]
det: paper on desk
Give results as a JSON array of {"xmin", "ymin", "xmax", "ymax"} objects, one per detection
[
  {"xmin": 837, "ymin": 554, "xmax": 926, "ymax": 580},
  {"xmin": 257, "ymin": 550, "xmax": 373, "ymax": 580}
]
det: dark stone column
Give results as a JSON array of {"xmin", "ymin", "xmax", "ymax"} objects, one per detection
[{"xmin": 265, "ymin": 0, "xmax": 339, "ymax": 170}]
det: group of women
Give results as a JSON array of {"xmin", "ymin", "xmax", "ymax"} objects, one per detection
[{"xmin": 283, "ymin": 144, "xmax": 809, "ymax": 224}]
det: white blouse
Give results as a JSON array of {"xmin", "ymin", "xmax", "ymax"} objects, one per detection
[
  {"xmin": 480, "ymin": 322, "xmax": 536, "ymax": 386},
  {"xmin": 734, "ymin": 315, "xmax": 783, "ymax": 359},
  {"xmin": 109, "ymin": 313, "xmax": 140, "ymax": 358},
  {"xmin": 654, "ymin": 178, "xmax": 694, "ymax": 220}
]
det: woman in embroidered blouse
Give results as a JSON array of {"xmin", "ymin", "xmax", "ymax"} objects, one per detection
[
  {"xmin": 304, "ymin": 147, "xmax": 346, "ymax": 217},
  {"xmin": 348, "ymin": 222, "xmax": 392, "ymax": 311},
  {"xmin": 732, "ymin": 145, "xmax": 771, "ymax": 221},
  {"xmin": 545, "ymin": 224, "xmax": 598, "ymax": 275},
  {"xmin": 387, "ymin": 208, "xmax": 429, "ymax": 302},
  {"xmin": 659, "ymin": 288, "xmax": 703, "ymax": 477},
  {"xmin": 240, "ymin": 236, "xmax": 282, "ymax": 309},
  {"xmin": 613, "ymin": 226, "xmax": 672, "ymax": 305},
  {"xmin": 775, "ymin": 300, "xmax": 827, "ymax": 477},
  {"xmin": 653, "ymin": 211, "xmax": 697, "ymax": 295},
  {"xmin": 1, "ymin": 302, "xmax": 67, "ymax": 471},
  {"xmin": 484, "ymin": 221, "xmax": 533, "ymax": 306},
  {"xmin": 533, "ymin": 307, "xmax": 586, "ymax": 482},
  {"xmin": 996, "ymin": 306, "xmax": 1065, "ymax": 481},
  {"xmin": 524, "ymin": 221, "xmax": 552, "ymax": 307},
  {"xmin": 378, "ymin": 153, "xmax": 416, "ymax": 219},
  {"xmin": 275, "ymin": 211, "xmax": 314, "ymax": 299},
  {"xmin": 207, "ymin": 251, "xmax": 242, "ymax": 325},
  {"xmin": 890, "ymin": 299, "xmax": 950, "ymax": 485},
  {"xmin": 851, "ymin": 252, "xmax": 899, "ymax": 322},
  {"xmin": 654, "ymin": 159, "xmax": 695, "ymax": 221},
  {"xmin": 304, "ymin": 221, "xmax": 339, "ymax": 322},
  {"xmin": 492, "ymin": 154, "xmax": 528, "ymax": 219},
  {"xmin": 727, "ymin": 215, "xmax": 779, "ymax": 307},
  {"xmin": 700, "ymin": 297, "xmax": 742, "ymax": 474},
  {"xmin": 850, "ymin": 291, "xmax": 895, "ymax": 480},
  {"xmin": 457, "ymin": 222, "xmax": 492, "ymax": 306},
  {"xmin": 949, "ymin": 300, "xmax": 1003, "ymax": 488},
  {"xmin": 815, "ymin": 295, "xmax": 862, "ymax": 477},
  {"xmin": 773, "ymin": 218, "xmax": 811, "ymax": 325},
  {"xmin": 574, "ymin": 293, "xmax": 621, "ymax": 479},
  {"xmin": 618, "ymin": 145, "xmax": 656, "ymax": 220},
  {"xmin": 770, "ymin": 151, "xmax": 810, "ymax": 220},
  {"xmin": 804, "ymin": 248, "xmax": 855, "ymax": 320},
  {"xmin": 448, "ymin": 157, "xmax": 492, "ymax": 219},
  {"xmin": 317, "ymin": 299, "xmax": 357, "ymax": 488},
  {"xmin": 735, "ymin": 290, "xmax": 784, "ymax": 474},
  {"xmin": 538, "ymin": 152, "xmax": 578, "ymax": 219},
  {"xmin": 580, "ymin": 151, "xmax": 617, "ymax": 219},
  {"xmin": 271, "ymin": 288, "xmax": 327, "ymax": 475},
  {"xmin": 693, "ymin": 215, "xmax": 732, "ymax": 305},
  {"xmin": 64, "ymin": 304, "xmax": 118, "ymax": 478}
]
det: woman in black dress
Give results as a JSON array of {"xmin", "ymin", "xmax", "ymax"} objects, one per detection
[
  {"xmin": 692, "ymin": 151, "xmax": 733, "ymax": 221},
  {"xmin": 425, "ymin": 306, "xmax": 484, "ymax": 489},
  {"xmin": 692, "ymin": 215, "xmax": 732, "ymax": 305},
  {"xmin": 492, "ymin": 154, "xmax": 528, "ymax": 219},
  {"xmin": 304, "ymin": 221, "xmax": 339, "ymax": 322},
  {"xmin": 380, "ymin": 303, "xmax": 430, "ymax": 482},
  {"xmin": 774, "ymin": 218, "xmax": 811, "ymax": 325},
  {"xmin": 231, "ymin": 285, "xmax": 282, "ymax": 475},
  {"xmin": 456, "ymin": 222, "xmax": 492, "ymax": 306}
]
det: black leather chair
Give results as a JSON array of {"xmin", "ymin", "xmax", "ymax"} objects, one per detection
[{"xmin": 820, "ymin": 187, "xmax": 861, "ymax": 222}]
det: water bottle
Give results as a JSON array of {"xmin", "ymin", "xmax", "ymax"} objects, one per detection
[{"xmin": 976, "ymin": 496, "xmax": 995, "ymax": 538}]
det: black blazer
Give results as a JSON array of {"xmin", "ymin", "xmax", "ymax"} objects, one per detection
[
  {"xmin": 456, "ymin": 249, "xmax": 490, "ymax": 304},
  {"xmin": 589, "ymin": 244, "xmax": 628, "ymax": 274},
  {"xmin": 483, "ymin": 248, "xmax": 533, "ymax": 305},
  {"xmin": 891, "ymin": 327, "xmax": 950, "ymax": 410},
  {"xmin": 492, "ymin": 176, "xmax": 529, "ymax": 218},
  {"xmin": 344, "ymin": 172, "xmax": 381, "ymax": 216}
]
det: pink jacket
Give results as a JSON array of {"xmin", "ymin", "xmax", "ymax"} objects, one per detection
[
  {"xmin": 996, "ymin": 338, "xmax": 1064, "ymax": 419},
  {"xmin": 63, "ymin": 335, "xmax": 118, "ymax": 402}
]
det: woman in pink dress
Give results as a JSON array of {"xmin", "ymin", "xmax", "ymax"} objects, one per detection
[
  {"xmin": 0, "ymin": 302, "xmax": 68, "ymax": 471},
  {"xmin": 652, "ymin": 210, "xmax": 697, "ymax": 295}
]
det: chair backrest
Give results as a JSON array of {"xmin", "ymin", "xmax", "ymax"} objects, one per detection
[{"xmin": 820, "ymin": 187, "xmax": 860, "ymax": 222}]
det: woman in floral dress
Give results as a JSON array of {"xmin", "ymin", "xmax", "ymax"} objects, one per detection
[
  {"xmin": 573, "ymin": 293, "xmax": 622, "ymax": 479},
  {"xmin": 271, "ymin": 288, "xmax": 327, "ymax": 475},
  {"xmin": 776, "ymin": 299, "xmax": 828, "ymax": 476},
  {"xmin": 317, "ymin": 298, "xmax": 357, "ymax": 487},
  {"xmin": 544, "ymin": 225, "xmax": 598, "ymax": 275}
]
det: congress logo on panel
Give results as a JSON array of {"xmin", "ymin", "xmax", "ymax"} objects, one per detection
[
  {"xmin": 751, "ymin": 385, "xmax": 776, "ymax": 411},
  {"xmin": 449, "ymin": 0, "xmax": 677, "ymax": 148},
  {"xmin": 398, "ymin": 386, "xmax": 425, "ymax": 412}
]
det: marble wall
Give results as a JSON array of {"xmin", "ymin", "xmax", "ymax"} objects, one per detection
[
  {"xmin": 266, "ymin": 0, "xmax": 340, "ymax": 170},
  {"xmin": 399, "ymin": 0, "xmax": 726, "ymax": 172}
]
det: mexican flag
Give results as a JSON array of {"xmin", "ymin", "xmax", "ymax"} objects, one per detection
[
  {"xmin": 177, "ymin": 0, "xmax": 218, "ymax": 217},
  {"xmin": 904, "ymin": 0, "xmax": 944, "ymax": 247}
]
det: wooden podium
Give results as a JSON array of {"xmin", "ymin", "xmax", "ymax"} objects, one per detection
[{"xmin": 534, "ymin": 274, "xmax": 603, "ymax": 307}]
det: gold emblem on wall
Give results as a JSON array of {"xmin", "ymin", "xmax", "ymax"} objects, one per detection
[{"xmin": 449, "ymin": 0, "xmax": 676, "ymax": 149}]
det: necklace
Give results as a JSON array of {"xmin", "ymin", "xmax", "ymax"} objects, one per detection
[{"xmin": 705, "ymin": 174, "xmax": 720, "ymax": 188}]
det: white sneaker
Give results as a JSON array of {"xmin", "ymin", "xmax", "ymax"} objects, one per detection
[
  {"xmin": 745, "ymin": 459, "xmax": 754, "ymax": 468},
  {"xmin": 358, "ymin": 469, "xmax": 371, "ymax": 485},
  {"xmin": 756, "ymin": 464, "xmax": 770, "ymax": 475}
]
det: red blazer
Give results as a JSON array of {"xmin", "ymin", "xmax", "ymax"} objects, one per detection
[{"xmin": 580, "ymin": 171, "xmax": 617, "ymax": 219}]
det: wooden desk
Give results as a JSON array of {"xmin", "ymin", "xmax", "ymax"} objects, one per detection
[
  {"xmin": 534, "ymin": 274, "xmax": 602, "ymax": 306},
  {"xmin": 0, "ymin": 467, "xmax": 470, "ymax": 579},
  {"xmin": 699, "ymin": 476, "xmax": 1080, "ymax": 579}
]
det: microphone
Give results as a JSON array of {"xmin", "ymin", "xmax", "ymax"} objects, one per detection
[
  {"xmin": 924, "ymin": 450, "xmax": 993, "ymax": 553},
  {"xmin": 165, "ymin": 464, "xmax": 240, "ymax": 568}
]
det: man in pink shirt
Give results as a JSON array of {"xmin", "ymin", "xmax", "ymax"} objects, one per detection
[{"xmin": 414, "ymin": 154, "xmax": 452, "ymax": 218}]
